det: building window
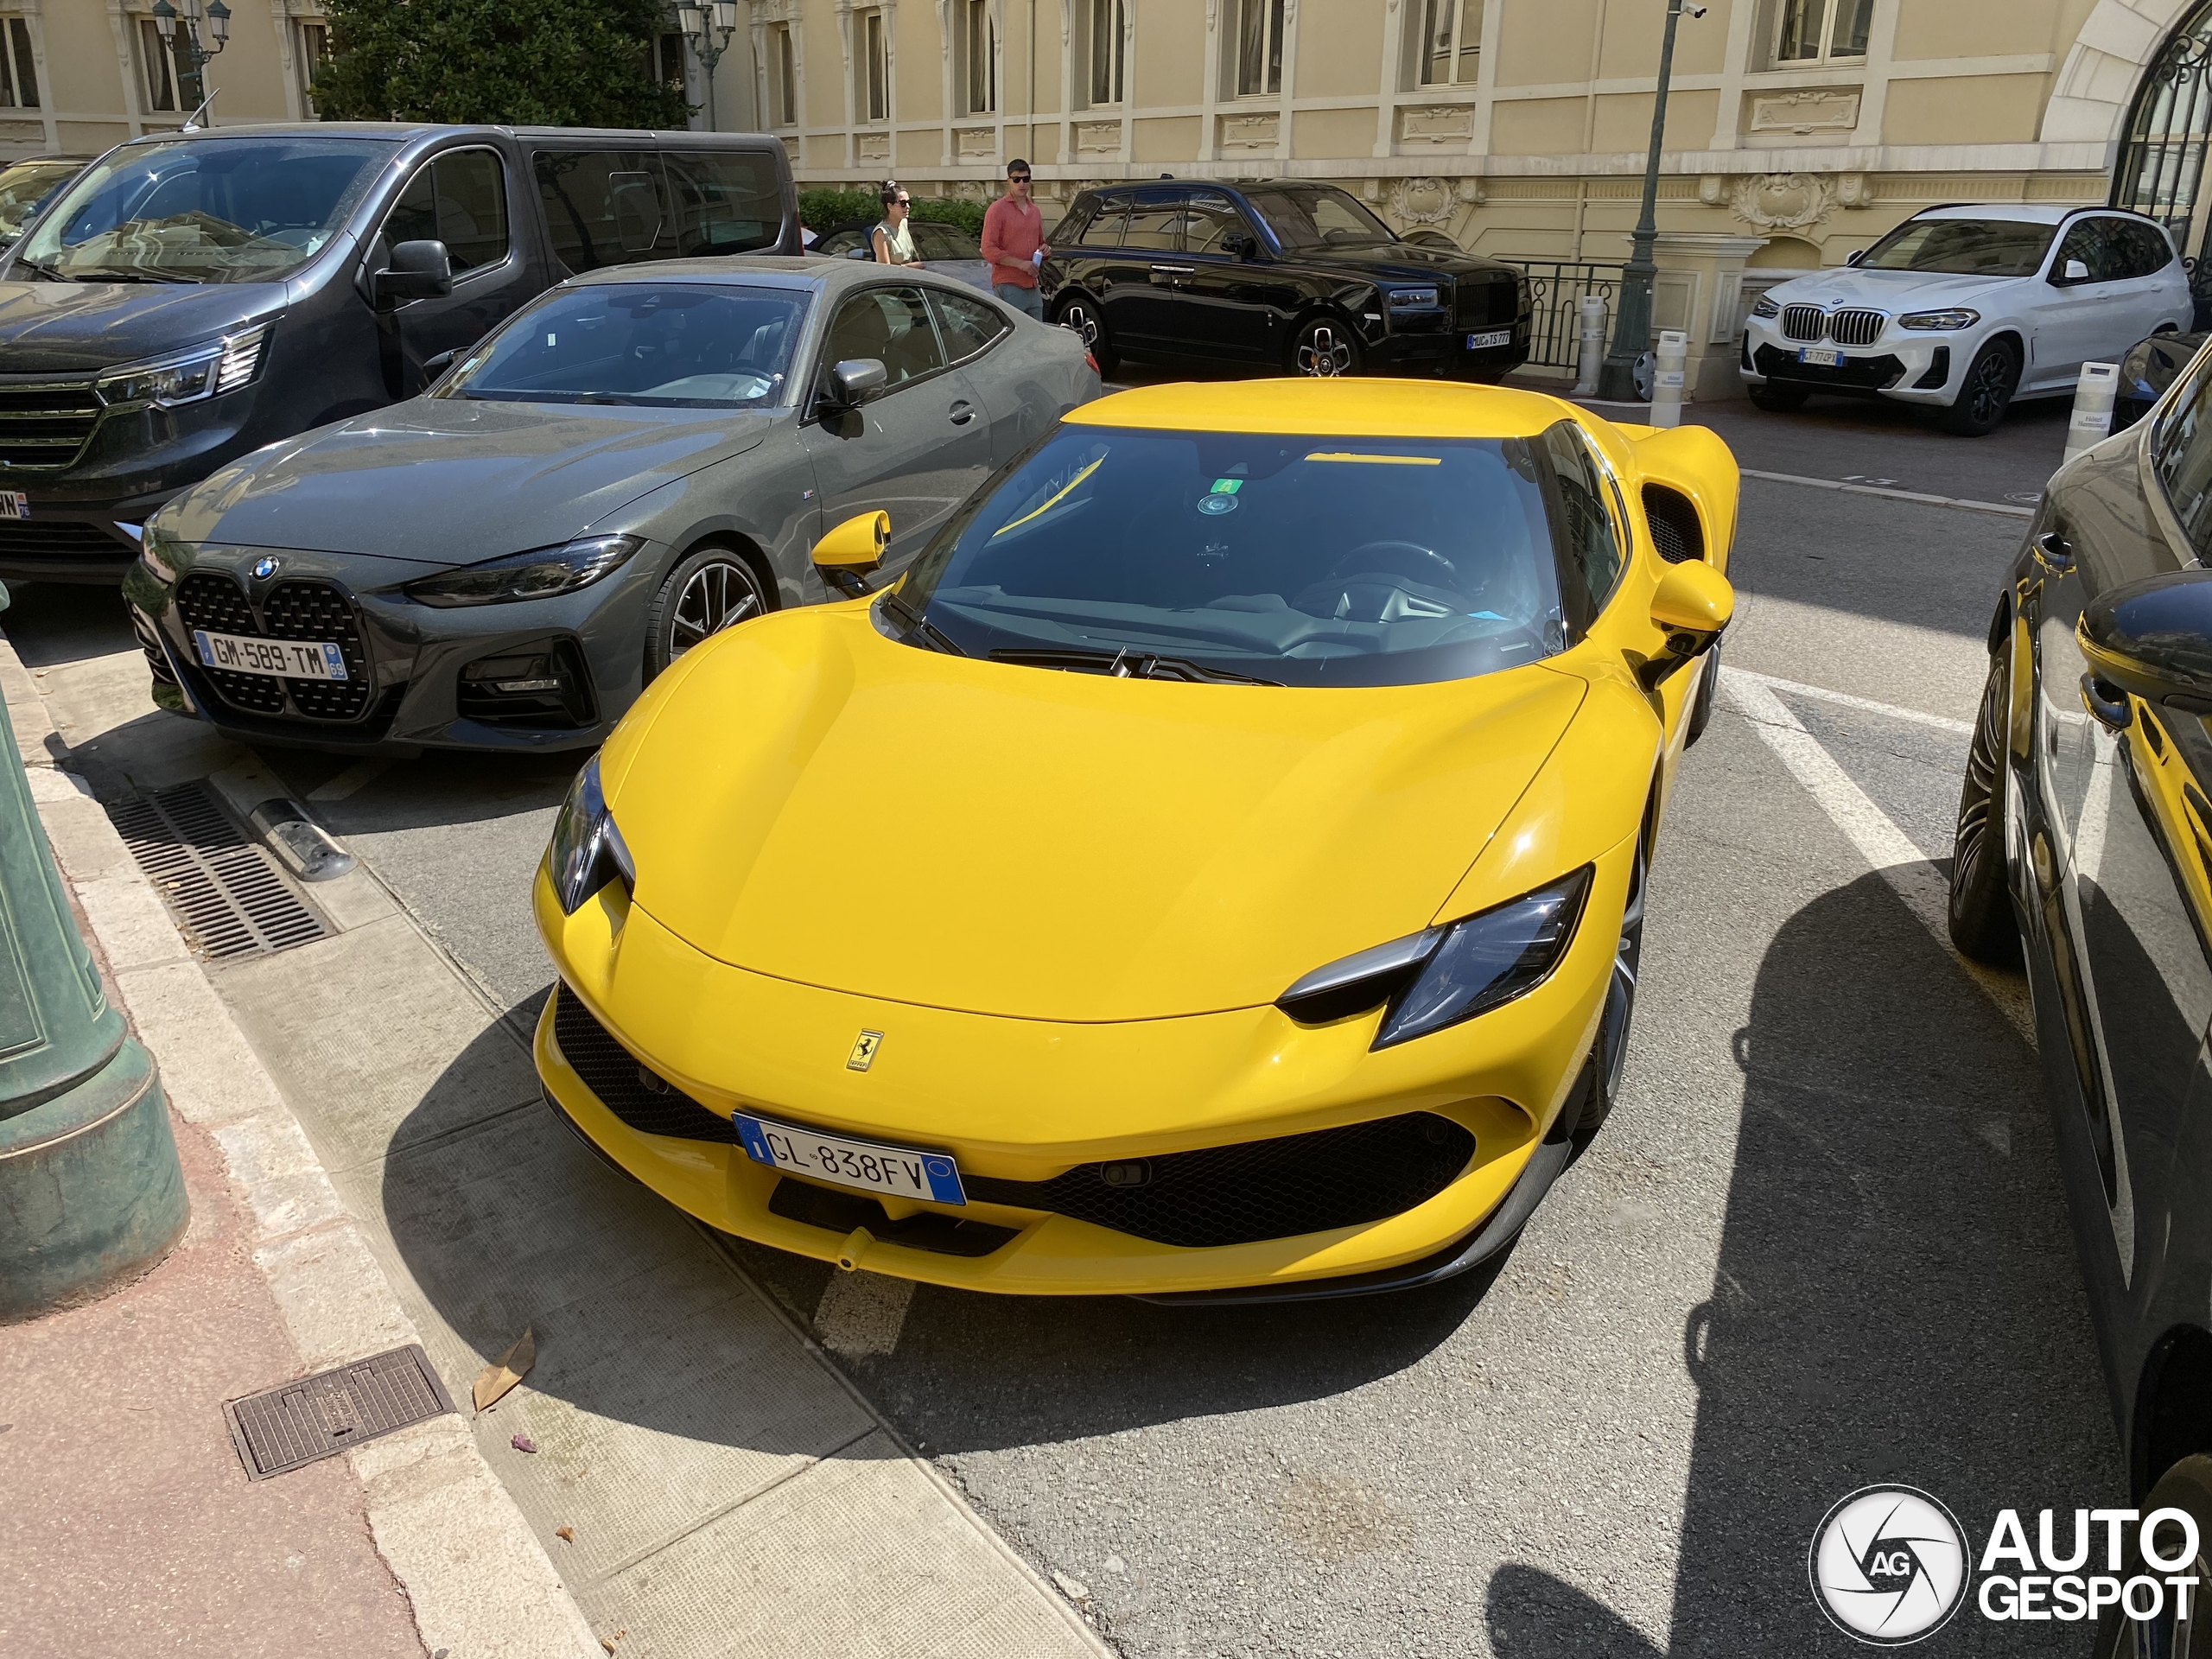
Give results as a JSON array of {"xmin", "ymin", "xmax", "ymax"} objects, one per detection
[
  {"xmin": 963, "ymin": 0, "xmax": 996, "ymax": 115},
  {"xmin": 768, "ymin": 22, "xmax": 798, "ymax": 127},
  {"xmin": 859, "ymin": 7, "xmax": 888, "ymax": 123},
  {"xmin": 137, "ymin": 17, "xmax": 179, "ymax": 112},
  {"xmin": 295, "ymin": 19, "xmax": 328, "ymax": 112},
  {"xmin": 656, "ymin": 31, "xmax": 688, "ymax": 98},
  {"xmin": 0, "ymin": 19, "xmax": 37, "ymax": 109},
  {"xmin": 1088, "ymin": 0, "xmax": 1125, "ymax": 104},
  {"xmin": 1772, "ymin": 0, "xmax": 1872, "ymax": 66},
  {"xmin": 1419, "ymin": 0, "xmax": 1480, "ymax": 86},
  {"xmin": 1235, "ymin": 0, "xmax": 1285, "ymax": 98}
]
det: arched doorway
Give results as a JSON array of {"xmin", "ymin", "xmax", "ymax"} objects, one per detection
[{"xmin": 2113, "ymin": 0, "xmax": 2212, "ymax": 319}]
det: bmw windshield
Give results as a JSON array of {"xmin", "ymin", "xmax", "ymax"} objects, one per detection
[
  {"xmin": 16, "ymin": 137, "xmax": 391, "ymax": 283},
  {"xmin": 892, "ymin": 426, "xmax": 1580, "ymax": 689},
  {"xmin": 1857, "ymin": 217, "xmax": 2056, "ymax": 277}
]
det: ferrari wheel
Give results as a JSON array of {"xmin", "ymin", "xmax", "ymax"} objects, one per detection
[
  {"xmin": 1580, "ymin": 830, "xmax": 1647, "ymax": 1138},
  {"xmin": 1291, "ymin": 315, "xmax": 1361, "ymax": 378},
  {"xmin": 2091, "ymin": 1456, "xmax": 2212, "ymax": 1658},
  {"xmin": 645, "ymin": 544, "xmax": 768, "ymax": 679},
  {"xmin": 1948, "ymin": 645, "xmax": 2023, "ymax": 965},
  {"xmin": 1057, "ymin": 296, "xmax": 1117, "ymax": 376}
]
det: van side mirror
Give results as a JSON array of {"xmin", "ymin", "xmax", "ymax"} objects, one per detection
[
  {"xmin": 825, "ymin": 358, "xmax": 887, "ymax": 408},
  {"xmin": 374, "ymin": 239, "xmax": 452, "ymax": 308},
  {"xmin": 2080, "ymin": 570, "xmax": 2212, "ymax": 713},
  {"xmin": 812, "ymin": 510, "xmax": 889, "ymax": 597},
  {"xmin": 1639, "ymin": 560, "xmax": 1734, "ymax": 690}
]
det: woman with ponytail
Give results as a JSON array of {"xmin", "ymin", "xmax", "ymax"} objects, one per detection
[{"xmin": 870, "ymin": 181, "xmax": 924, "ymax": 268}]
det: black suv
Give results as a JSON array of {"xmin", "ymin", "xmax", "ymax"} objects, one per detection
[{"xmin": 1041, "ymin": 180, "xmax": 1529, "ymax": 382}]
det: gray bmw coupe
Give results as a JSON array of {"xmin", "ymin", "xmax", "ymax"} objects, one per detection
[{"xmin": 124, "ymin": 257, "xmax": 1099, "ymax": 753}]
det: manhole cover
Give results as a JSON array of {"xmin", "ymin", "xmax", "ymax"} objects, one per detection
[
  {"xmin": 107, "ymin": 784, "xmax": 327, "ymax": 959},
  {"xmin": 225, "ymin": 1344, "xmax": 454, "ymax": 1479}
]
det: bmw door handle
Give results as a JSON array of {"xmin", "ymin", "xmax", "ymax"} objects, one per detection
[
  {"xmin": 949, "ymin": 400, "xmax": 976, "ymax": 425},
  {"xmin": 2081, "ymin": 671, "xmax": 2133, "ymax": 732}
]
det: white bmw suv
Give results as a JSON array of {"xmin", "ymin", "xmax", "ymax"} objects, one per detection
[{"xmin": 1739, "ymin": 204, "xmax": 2192, "ymax": 435}]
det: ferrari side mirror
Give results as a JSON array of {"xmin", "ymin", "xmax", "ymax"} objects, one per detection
[
  {"xmin": 813, "ymin": 509, "xmax": 890, "ymax": 597},
  {"xmin": 2080, "ymin": 569, "xmax": 2212, "ymax": 712},
  {"xmin": 1640, "ymin": 560, "xmax": 1734, "ymax": 690}
]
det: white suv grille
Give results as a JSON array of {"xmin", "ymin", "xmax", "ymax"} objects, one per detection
[{"xmin": 1780, "ymin": 304, "xmax": 1826, "ymax": 343}]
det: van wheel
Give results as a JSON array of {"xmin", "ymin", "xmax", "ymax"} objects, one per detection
[
  {"xmin": 1057, "ymin": 296, "xmax": 1117, "ymax": 376},
  {"xmin": 1939, "ymin": 340, "xmax": 2019, "ymax": 436},
  {"xmin": 645, "ymin": 545, "xmax": 769, "ymax": 679},
  {"xmin": 1291, "ymin": 315, "xmax": 1362, "ymax": 378},
  {"xmin": 2090, "ymin": 1455, "xmax": 2212, "ymax": 1658},
  {"xmin": 1748, "ymin": 381, "xmax": 1809, "ymax": 412}
]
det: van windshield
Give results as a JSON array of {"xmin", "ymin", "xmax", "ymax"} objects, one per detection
[{"xmin": 16, "ymin": 137, "xmax": 391, "ymax": 284}]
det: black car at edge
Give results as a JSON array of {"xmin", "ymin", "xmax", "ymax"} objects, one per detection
[
  {"xmin": 1039, "ymin": 179, "xmax": 1529, "ymax": 383},
  {"xmin": 1949, "ymin": 334, "xmax": 2212, "ymax": 1649}
]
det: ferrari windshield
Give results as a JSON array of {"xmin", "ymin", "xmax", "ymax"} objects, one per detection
[
  {"xmin": 17, "ymin": 138, "xmax": 390, "ymax": 283},
  {"xmin": 1857, "ymin": 217, "xmax": 2056, "ymax": 277},
  {"xmin": 442, "ymin": 283, "xmax": 809, "ymax": 407},
  {"xmin": 895, "ymin": 427, "xmax": 1574, "ymax": 688}
]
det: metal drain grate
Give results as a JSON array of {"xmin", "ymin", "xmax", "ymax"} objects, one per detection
[
  {"xmin": 107, "ymin": 784, "xmax": 327, "ymax": 959},
  {"xmin": 224, "ymin": 1344, "xmax": 454, "ymax": 1479}
]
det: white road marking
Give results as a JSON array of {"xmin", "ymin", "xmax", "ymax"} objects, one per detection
[
  {"xmin": 813, "ymin": 1268, "xmax": 916, "ymax": 1358},
  {"xmin": 1722, "ymin": 665, "xmax": 1974, "ymax": 738},
  {"xmin": 307, "ymin": 757, "xmax": 392, "ymax": 802},
  {"xmin": 1722, "ymin": 670, "xmax": 2035, "ymax": 1042},
  {"xmin": 1740, "ymin": 466, "xmax": 2036, "ymax": 519}
]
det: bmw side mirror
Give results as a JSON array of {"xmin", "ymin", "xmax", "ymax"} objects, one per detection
[
  {"xmin": 2056, "ymin": 257, "xmax": 2091, "ymax": 285},
  {"xmin": 374, "ymin": 239, "xmax": 453, "ymax": 308},
  {"xmin": 812, "ymin": 509, "xmax": 889, "ymax": 597},
  {"xmin": 2080, "ymin": 570, "xmax": 2212, "ymax": 715},
  {"xmin": 1639, "ymin": 560, "xmax": 1734, "ymax": 690},
  {"xmin": 828, "ymin": 358, "xmax": 887, "ymax": 407},
  {"xmin": 1844, "ymin": 249, "xmax": 1866, "ymax": 266}
]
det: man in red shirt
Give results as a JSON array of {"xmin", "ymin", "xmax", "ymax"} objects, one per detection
[{"xmin": 981, "ymin": 159, "xmax": 1050, "ymax": 321}]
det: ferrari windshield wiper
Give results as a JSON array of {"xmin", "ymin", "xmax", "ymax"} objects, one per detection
[
  {"xmin": 989, "ymin": 645, "xmax": 1283, "ymax": 686},
  {"xmin": 880, "ymin": 591, "xmax": 965, "ymax": 655}
]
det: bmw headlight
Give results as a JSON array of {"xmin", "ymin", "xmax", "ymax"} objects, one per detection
[
  {"xmin": 404, "ymin": 533, "xmax": 643, "ymax": 607},
  {"xmin": 96, "ymin": 322, "xmax": 273, "ymax": 410},
  {"xmin": 138, "ymin": 518, "xmax": 186, "ymax": 583},
  {"xmin": 1898, "ymin": 308, "xmax": 1979, "ymax": 331},
  {"xmin": 1385, "ymin": 286, "xmax": 1442, "ymax": 310},
  {"xmin": 1751, "ymin": 296, "xmax": 1781, "ymax": 320},
  {"xmin": 547, "ymin": 754, "xmax": 635, "ymax": 914},
  {"xmin": 1276, "ymin": 868, "xmax": 1592, "ymax": 1050}
]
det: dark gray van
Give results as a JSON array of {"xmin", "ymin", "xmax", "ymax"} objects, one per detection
[{"xmin": 0, "ymin": 122, "xmax": 800, "ymax": 582}]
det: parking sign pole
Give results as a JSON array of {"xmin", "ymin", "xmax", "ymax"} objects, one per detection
[{"xmin": 1598, "ymin": 0, "xmax": 1696, "ymax": 404}]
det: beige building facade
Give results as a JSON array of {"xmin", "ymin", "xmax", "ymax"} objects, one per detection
[{"xmin": 747, "ymin": 0, "xmax": 2212, "ymax": 275}]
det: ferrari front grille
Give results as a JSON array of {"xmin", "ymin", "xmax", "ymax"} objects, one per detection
[{"xmin": 550, "ymin": 983, "xmax": 742, "ymax": 1142}]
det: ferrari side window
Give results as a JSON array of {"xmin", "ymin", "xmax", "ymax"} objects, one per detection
[{"xmin": 1541, "ymin": 422, "xmax": 1624, "ymax": 620}]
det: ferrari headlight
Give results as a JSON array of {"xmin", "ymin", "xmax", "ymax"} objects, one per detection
[
  {"xmin": 405, "ymin": 533, "xmax": 643, "ymax": 607},
  {"xmin": 1275, "ymin": 868, "xmax": 1592, "ymax": 1050},
  {"xmin": 1750, "ymin": 296, "xmax": 1780, "ymax": 320},
  {"xmin": 548, "ymin": 754, "xmax": 636, "ymax": 914},
  {"xmin": 97, "ymin": 322, "xmax": 272, "ymax": 409},
  {"xmin": 1898, "ymin": 308, "xmax": 1979, "ymax": 332}
]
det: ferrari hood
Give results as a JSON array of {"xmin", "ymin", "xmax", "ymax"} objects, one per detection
[{"xmin": 609, "ymin": 611, "xmax": 1587, "ymax": 1022}]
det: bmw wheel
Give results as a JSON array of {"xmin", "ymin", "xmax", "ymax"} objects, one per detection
[
  {"xmin": 1939, "ymin": 339, "xmax": 2020, "ymax": 436},
  {"xmin": 645, "ymin": 544, "xmax": 769, "ymax": 679},
  {"xmin": 1057, "ymin": 296, "xmax": 1117, "ymax": 376},
  {"xmin": 1947, "ymin": 644, "xmax": 2023, "ymax": 965},
  {"xmin": 1291, "ymin": 315, "xmax": 1362, "ymax": 378},
  {"xmin": 2091, "ymin": 1455, "xmax": 2212, "ymax": 1658}
]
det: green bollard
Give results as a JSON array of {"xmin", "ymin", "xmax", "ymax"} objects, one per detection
[{"xmin": 0, "ymin": 582, "xmax": 186, "ymax": 1321}]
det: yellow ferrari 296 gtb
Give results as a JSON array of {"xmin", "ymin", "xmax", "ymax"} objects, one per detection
[{"xmin": 533, "ymin": 379, "xmax": 1738, "ymax": 1300}]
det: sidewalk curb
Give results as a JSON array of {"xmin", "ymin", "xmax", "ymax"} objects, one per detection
[{"xmin": 0, "ymin": 626, "xmax": 601, "ymax": 1659}]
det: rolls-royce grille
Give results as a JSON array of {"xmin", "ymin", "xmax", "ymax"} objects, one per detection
[
  {"xmin": 0, "ymin": 379, "xmax": 101, "ymax": 469},
  {"xmin": 1829, "ymin": 308, "xmax": 1885, "ymax": 347},
  {"xmin": 175, "ymin": 571, "xmax": 375, "ymax": 721},
  {"xmin": 1454, "ymin": 276, "xmax": 1522, "ymax": 330},
  {"xmin": 1780, "ymin": 304, "xmax": 1827, "ymax": 343}
]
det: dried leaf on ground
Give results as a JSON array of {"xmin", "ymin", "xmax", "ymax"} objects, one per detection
[
  {"xmin": 556, "ymin": 1526, "xmax": 574, "ymax": 1542},
  {"xmin": 471, "ymin": 1325, "xmax": 536, "ymax": 1411}
]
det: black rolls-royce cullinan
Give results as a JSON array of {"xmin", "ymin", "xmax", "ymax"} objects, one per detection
[{"xmin": 1039, "ymin": 180, "xmax": 1530, "ymax": 382}]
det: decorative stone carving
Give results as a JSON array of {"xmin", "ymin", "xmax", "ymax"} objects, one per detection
[
  {"xmin": 857, "ymin": 130, "xmax": 893, "ymax": 163},
  {"xmin": 1698, "ymin": 174, "xmax": 1728, "ymax": 207},
  {"xmin": 1387, "ymin": 176, "xmax": 1457, "ymax": 224},
  {"xmin": 1399, "ymin": 104, "xmax": 1475, "ymax": 145},
  {"xmin": 1222, "ymin": 111, "xmax": 1279, "ymax": 150},
  {"xmin": 1073, "ymin": 120, "xmax": 1119, "ymax": 156},
  {"xmin": 1730, "ymin": 172, "xmax": 1837, "ymax": 232},
  {"xmin": 957, "ymin": 126, "xmax": 996, "ymax": 159},
  {"xmin": 1834, "ymin": 171, "xmax": 1872, "ymax": 209},
  {"xmin": 1456, "ymin": 176, "xmax": 1486, "ymax": 206},
  {"xmin": 1748, "ymin": 89, "xmax": 1859, "ymax": 136}
]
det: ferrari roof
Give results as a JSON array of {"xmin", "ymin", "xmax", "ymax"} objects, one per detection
[{"xmin": 1064, "ymin": 378, "xmax": 1577, "ymax": 439}]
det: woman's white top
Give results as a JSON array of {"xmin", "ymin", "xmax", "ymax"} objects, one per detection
[{"xmin": 876, "ymin": 218, "xmax": 916, "ymax": 264}]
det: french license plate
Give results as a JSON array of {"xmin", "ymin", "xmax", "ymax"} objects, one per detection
[
  {"xmin": 734, "ymin": 1111, "xmax": 967, "ymax": 1205},
  {"xmin": 1465, "ymin": 328, "xmax": 1513, "ymax": 350},
  {"xmin": 0, "ymin": 492, "xmax": 29, "ymax": 519},
  {"xmin": 1797, "ymin": 346, "xmax": 1842, "ymax": 367},
  {"xmin": 192, "ymin": 629, "xmax": 349, "ymax": 681}
]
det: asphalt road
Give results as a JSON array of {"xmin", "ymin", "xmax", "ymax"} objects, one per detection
[{"xmin": 5, "ymin": 388, "xmax": 2113, "ymax": 1656}]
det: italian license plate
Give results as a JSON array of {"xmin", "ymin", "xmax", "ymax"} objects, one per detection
[
  {"xmin": 0, "ymin": 492, "xmax": 29, "ymax": 519},
  {"xmin": 1797, "ymin": 346, "xmax": 1842, "ymax": 367},
  {"xmin": 192, "ymin": 629, "xmax": 349, "ymax": 681},
  {"xmin": 734, "ymin": 1112, "xmax": 967, "ymax": 1205},
  {"xmin": 1465, "ymin": 328, "xmax": 1513, "ymax": 350}
]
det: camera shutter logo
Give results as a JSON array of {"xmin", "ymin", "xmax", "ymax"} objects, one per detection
[{"xmin": 1809, "ymin": 1486, "xmax": 1971, "ymax": 1645}]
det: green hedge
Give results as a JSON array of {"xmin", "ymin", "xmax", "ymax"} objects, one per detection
[{"xmin": 798, "ymin": 188, "xmax": 988, "ymax": 239}]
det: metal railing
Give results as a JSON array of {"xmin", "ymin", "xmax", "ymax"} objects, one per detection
[{"xmin": 1495, "ymin": 258, "xmax": 1628, "ymax": 372}]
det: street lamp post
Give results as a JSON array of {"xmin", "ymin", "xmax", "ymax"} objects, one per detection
[
  {"xmin": 149, "ymin": 0, "xmax": 231, "ymax": 123},
  {"xmin": 1596, "ymin": 0, "xmax": 1705, "ymax": 403},
  {"xmin": 677, "ymin": 0, "xmax": 741, "ymax": 131}
]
